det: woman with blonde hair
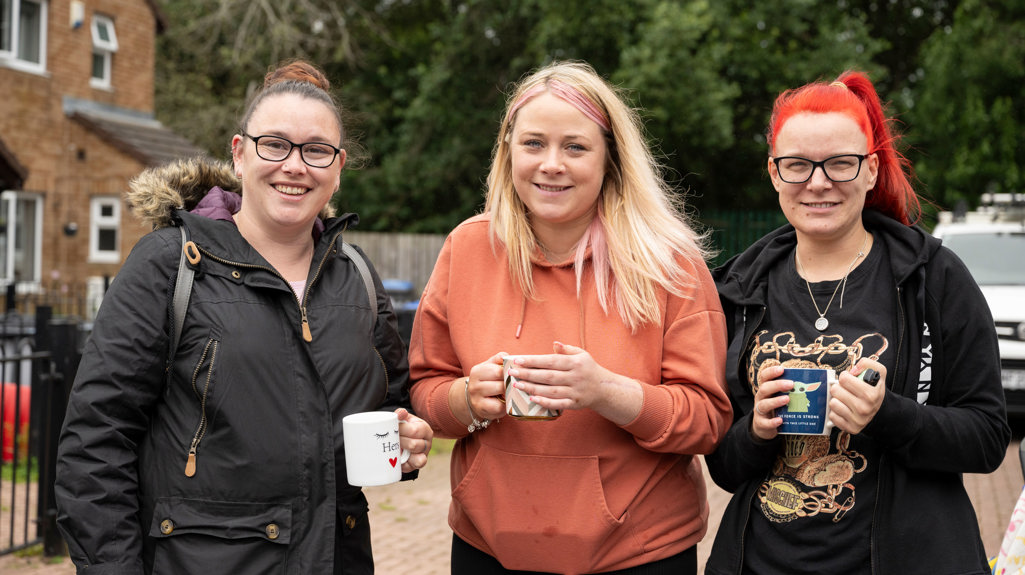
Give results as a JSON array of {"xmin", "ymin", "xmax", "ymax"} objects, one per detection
[{"xmin": 409, "ymin": 60, "xmax": 731, "ymax": 574}]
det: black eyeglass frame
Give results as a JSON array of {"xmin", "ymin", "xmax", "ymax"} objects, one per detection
[
  {"xmin": 771, "ymin": 154, "xmax": 867, "ymax": 184},
  {"xmin": 241, "ymin": 131, "xmax": 342, "ymax": 168}
]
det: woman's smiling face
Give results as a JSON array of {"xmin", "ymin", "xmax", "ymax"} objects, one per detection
[
  {"xmin": 769, "ymin": 112, "xmax": 878, "ymax": 244},
  {"xmin": 509, "ymin": 91, "xmax": 607, "ymax": 238},
  {"xmin": 231, "ymin": 92, "xmax": 345, "ymax": 234}
]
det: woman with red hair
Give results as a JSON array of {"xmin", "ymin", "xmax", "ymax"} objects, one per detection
[{"xmin": 705, "ymin": 71, "xmax": 1009, "ymax": 574}]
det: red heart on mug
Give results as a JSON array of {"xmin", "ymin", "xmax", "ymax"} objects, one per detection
[{"xmin": 389, "ymin": 457, "xmax": 398, "ymax": 467}]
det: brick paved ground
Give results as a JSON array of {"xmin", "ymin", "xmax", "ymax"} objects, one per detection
[{"xmin": 3, "ymin": 436, "xmax": 1023, "ymax": 574}]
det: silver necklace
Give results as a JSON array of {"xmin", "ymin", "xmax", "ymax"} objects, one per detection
[{"xmin": 794, "ymin": 231, "xmax": 869, "ymax": 332}]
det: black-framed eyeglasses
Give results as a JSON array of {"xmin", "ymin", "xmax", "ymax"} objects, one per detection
[
  {"xmin": 772, "ymin": 154, "xmax": 867, "ymax": 184},
  {"xmin": 241, "ymin": 131, "xmax": 341, "ymax": 168}
]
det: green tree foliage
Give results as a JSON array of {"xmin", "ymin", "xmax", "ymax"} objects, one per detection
[
  {"xmin": 906, "ymin": 0, "xmax": 1025, "ymax": 211},
  {"xmin": 337, "ymin": 0, "xmax": 529, "ymax": 232},
  {"xmin": 155, "ymin": 0, "xmax": 383, "ymax": 160},
  {"xmin": 337, "ymin": 0, "xmax": 658, "ymax": 232},
  {"xmin": 342, "ymin": 0, "xmax": 885, "ymax": 229},
  {"xmin": 154, "ymin": 0, "xmax": 1019, "ymax": 234},
  {"xmin": 615, "ymin": 0, "xmax": 885, "ymax": 211}
]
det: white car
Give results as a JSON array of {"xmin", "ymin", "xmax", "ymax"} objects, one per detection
[{"xmin": 933, "ymin": 197, "xmax": 1025, "ymax": 414}]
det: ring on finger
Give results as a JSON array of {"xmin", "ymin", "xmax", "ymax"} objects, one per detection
[
  {"xmin": 423, "ymin": 439, "xmax": 431, "ymax": 454},
  {"xmin": 755, "ymin": 403, "xmax": 764, "ymax": 416}
]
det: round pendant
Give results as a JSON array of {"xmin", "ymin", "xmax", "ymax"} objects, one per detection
[{"xmin": 815, "ymin": 317, "xmax": 829, "ymax": 331}]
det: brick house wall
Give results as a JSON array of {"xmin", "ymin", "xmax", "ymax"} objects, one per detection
[{"xmin": 0, "ymin": 0, "xmax": 202, "ymax": 317}]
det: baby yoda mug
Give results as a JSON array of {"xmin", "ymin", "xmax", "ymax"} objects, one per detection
[{"xmin": 775, "ymin": 368, "xmax": 838, "ymax": 435}]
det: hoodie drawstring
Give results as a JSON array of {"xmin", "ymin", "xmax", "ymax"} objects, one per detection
[
  {"xmin": 513, "ymin": 292, "xmax": 587, "ymax": 349},
  {"xmin": 515, "ymin": 296, "xmax": 526, "ymax": 339}
]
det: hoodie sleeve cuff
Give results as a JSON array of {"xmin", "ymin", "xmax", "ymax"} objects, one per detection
[{"xmin": 620, "ymin": 384, "xmax": 674, "ymax": 442}]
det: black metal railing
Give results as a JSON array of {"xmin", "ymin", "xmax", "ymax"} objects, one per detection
[{"xmin": 0, "ymin": 307, "xmax": 80, "ymax": 557}]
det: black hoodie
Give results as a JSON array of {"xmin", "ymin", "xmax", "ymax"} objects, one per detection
[{"xmin": 705, "ymin": 210, "xmax": 1010, "ymax": 575}]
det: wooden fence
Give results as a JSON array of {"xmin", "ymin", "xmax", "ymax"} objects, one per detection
[
  {"xmin": 344, "ymin": 231, "xmax": 447, "ymax": 294},
  {"xmin": 0, "ymin": 212, "xmax": 781, "ymax": 319},
  {"xmin": 343, "ymin": 209, "xmax": 788, "ymax": 296}
]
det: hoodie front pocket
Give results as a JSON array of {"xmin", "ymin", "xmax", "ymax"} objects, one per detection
[{"xmin": 452, "ymin": 444, "xmax": 638, "ymax": 573}]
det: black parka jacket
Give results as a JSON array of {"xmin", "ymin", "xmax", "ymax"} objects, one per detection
[
  {"xmin": 56, "ymin": 159, "xmax": 412, "ymax": 574},
  {"xmin": 705, "ymin": 210, "xmax": 1010, "ymax": 575}
]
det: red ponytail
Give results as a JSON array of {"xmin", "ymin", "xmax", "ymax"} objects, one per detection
[{"xmin": 768, "ymin": 71, "xmax": 920, "ymax": 225}]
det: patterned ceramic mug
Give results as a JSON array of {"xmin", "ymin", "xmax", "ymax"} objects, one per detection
[{"xmin": 503, "ymin": 356, "xmax": 560, "ymax": 420}]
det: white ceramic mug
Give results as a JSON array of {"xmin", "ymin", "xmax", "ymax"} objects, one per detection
[{"xmin": 342, "ymin": 411, "xmax": 410, "ymax": 486}]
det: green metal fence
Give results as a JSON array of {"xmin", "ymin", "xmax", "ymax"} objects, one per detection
[{"xmin": 698, "ymin": 209, "xmax": 789, "ymax": 268}]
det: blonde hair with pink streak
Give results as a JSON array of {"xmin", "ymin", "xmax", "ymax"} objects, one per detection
[{"xmin": 485, "ymin": 61, "xmax": 710, "ymax": 331}]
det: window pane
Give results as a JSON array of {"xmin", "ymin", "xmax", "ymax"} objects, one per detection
[
  {"xmin": 13, "ymin": 197, "xmax": 37, "ymax": 282},
  {"xmin": 17, "ymin": 0, "xmax": 41, "ymax": 64},
  {"xmin": 943, "ymin": 233, "xmax": 1025, "ymax": 286},
  {"xmin": 91, "ymin": 14, "xmax": 117, "ymax": 51},
  {"xmin": 92, "ymin": 52, "xmax": 104, "ymax": 79},
  {"xmin": 98, "ymin": 228, "xmax": 117, "ymax": 251},
  {"xmin": 1, "ymin": 0, "xmax": 12, "ymax": 53},
  {"xmin": 89, "ymin": 198, "xmax": 121, "ymax": 262}
]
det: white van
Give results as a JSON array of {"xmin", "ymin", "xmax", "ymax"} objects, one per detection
[{"xmin": 932, "ymin": 193, "xmax": 1025, "ymax": 414}]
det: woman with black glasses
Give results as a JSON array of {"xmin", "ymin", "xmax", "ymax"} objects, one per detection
[
  {"xmin": 704, "ymin": 71, "xmax": 1009, "ymax": 574},
  {"xmin": 55, "ymin": 59, "xmax": 433, "ymax": 575}
]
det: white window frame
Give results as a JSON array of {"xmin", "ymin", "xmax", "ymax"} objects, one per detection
[
  {"xmin": 89, "ymin": 196, "xmax": 121, "ymax": 263},
  {"xmin": 0, "ymin": 190, "xmax": 43, "ymax": 285},
  {"xmin": 89, "ymin": 13, "xmax": 117, "ymax": 88},
  {"xmin": 0, "ymin": 0, "xmax": 47, "ymax": 74}
]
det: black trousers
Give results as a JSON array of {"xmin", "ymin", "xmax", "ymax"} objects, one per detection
[{"xmin": 451, "ymin": 534, "xmax": 697, "ymax": 575}]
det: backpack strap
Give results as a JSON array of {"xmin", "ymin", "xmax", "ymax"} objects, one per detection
[
  {"xmin": 170, "ymin": 225, "xmax": 195, "ymax": 363},
  {"xmin": 341, "ymin": 242, "xmax": 378, "ymax": 331}
]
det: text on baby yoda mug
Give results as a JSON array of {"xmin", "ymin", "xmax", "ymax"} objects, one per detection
[{"xmin": 775, "ymin": 368, "xmax": 838, "ymax": 435}]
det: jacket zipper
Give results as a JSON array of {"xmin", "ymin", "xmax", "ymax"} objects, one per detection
[
  {"xmin": 738, "ymin": 305, "xmax": 766, "ymax": 396},
  {"xmin": 868, "ymin": 285, "xmax": 905, "ymax": 573},
  {"xmin": 735, "ymin": 489, "xmax": 755, "ymax": 574},
  {"xmin": 733, "ymin": 304, "xmax": 765, "ymax": 573},
  {"xmin": 185, "ymin": 338, "xmax": 218, "ymax": 477},
  {"xmin": 372, "ymin": 347, "xmax": 390, "ymax": 403},
  {"xmin": 192, "ymin": 229, "xmax": 344, "ymax": 343},
  {"xmin": 893, "ymin": 286, "xmax": 906, "ymax": 388}
]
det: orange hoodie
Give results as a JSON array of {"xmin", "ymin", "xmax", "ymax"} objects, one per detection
[{"xmin": 409, "ymin": 214, "xmax": 731, "ymax": 574}]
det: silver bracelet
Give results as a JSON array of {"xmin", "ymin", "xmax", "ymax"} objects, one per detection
[{"xmin": 464, "ymin": 377, "xmax": 490, "ymax": 432}]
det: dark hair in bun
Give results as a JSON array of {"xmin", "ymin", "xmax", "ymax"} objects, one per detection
[
  {"xmin": 263, "ymin": 60, "xmax": 331, "ymax": 91},
  {"xmin": 239, "ymin": 59, "xmax": 344, "ymax": 145}
]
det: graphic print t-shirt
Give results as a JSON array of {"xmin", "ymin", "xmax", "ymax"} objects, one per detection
[{"xmin": 742, "ymin": 240, "xmax": 895, "ymax": 575}]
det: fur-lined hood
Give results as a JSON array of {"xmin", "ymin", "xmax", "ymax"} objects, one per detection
[{"xmin": 126, "ymin": 156, "xmax": 336, "ymax": 230}]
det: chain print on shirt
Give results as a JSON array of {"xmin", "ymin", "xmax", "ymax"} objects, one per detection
[{"xmin": 748, "ymin": 330, "xmax": 889, "ymax": 524}]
